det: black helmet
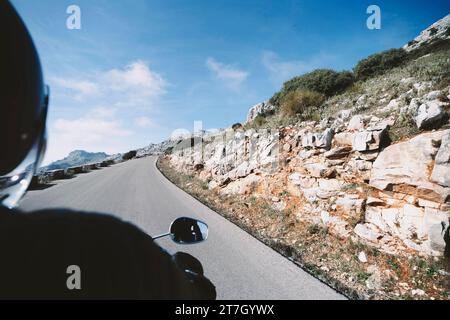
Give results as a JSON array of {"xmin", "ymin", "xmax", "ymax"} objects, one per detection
[{"xmin": 0, "ymin": 1, "xmax": 49, "ymax": 207}]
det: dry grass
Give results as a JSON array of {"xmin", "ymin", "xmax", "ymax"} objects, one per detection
[{"xmin": 280, "ymin": 89, "xmax": 326, "ymax": 119}]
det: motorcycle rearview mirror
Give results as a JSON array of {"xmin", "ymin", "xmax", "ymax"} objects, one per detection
[{"xmin": 152, "ymin": 217, "xmax": 209, "ymax": 244}]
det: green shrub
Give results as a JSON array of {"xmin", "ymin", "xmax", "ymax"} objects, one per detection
[
  {"xmin": 270, "ymin": 69, "xmax": 354, "ymax": 106},
  {"xmin": 407, "ymin": 38, "xmax": 450, "ymax": 61},
  {"xmin": 164, "ymin": 146, "xmax": 174, "ymax": 155},
  {"xmin": 122, "ymin": 150, "xmax": 137, "ymax": 160},
  {"xmin": 231, "ymin": 122, "xmax": 243, "ymax": 130},
  {"xmin": 429, "ymin": 27, "xmax": 438, "ymax": 37},
  {"xmin": 354, "ymin": 48, "xmax": 407, "ymax": 80},
  {"xmin": 280, "ymin": 89, "xmax": 326, "ymax": 118},
  {"xmin": 389, "ymin": 108, "xmax": 419, "ymax": 142},
  {"xmin": 253, "ymin": 115, "xmax": 267, "ymax": 127}
]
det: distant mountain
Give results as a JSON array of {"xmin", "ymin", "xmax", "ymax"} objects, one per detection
[{"xmin": 42, "ymin": 150, "xmax": 110, "ymax": 171}]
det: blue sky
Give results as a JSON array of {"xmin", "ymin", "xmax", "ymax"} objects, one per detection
[{"xmin": 10, "ymin": 0, "xmax": 450, "ymax": 163}]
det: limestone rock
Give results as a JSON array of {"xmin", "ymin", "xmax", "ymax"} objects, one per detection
[
  {"xmin": 369, "ymin": 130, "xmax": 450, "ymax": 203},
  {"xmin": 220, "ymin": 174, "xmax": 261, "ymax": 195},
  {"xmin": 425, "ymin": 90, "xmax": 442, "ymax": 101},
  {"xmin": 246, "ymin": 101, "xmax": 275, "ymax": 123},
  {"xmin": 358, "ymin": 251, "xmax": 368, "ymax": 263},
  {"xmin": 334, "ymin": 132, "xmax": 355, "ymax": 146},
  {"xmin": 415, "ymin": 100, "xmax": 447, "ymax": 130},
  {"xmin": 347, "ymin": 115, "xmax": 364, "ymax": 131},
  {"xmin": 355, "ymin": 150, "xmax": 379, "ymax": 161},
  {"xmin": 316, "ymin": 179, "xmax": 342, "ymax": 198},
  {"xmin": 424, "ymin": 207, "xmax": 450, "ymax": 252},
  {"xmin": 316, "ymin": 128, "xmax": 334, "ymax": 150},
  {"xmin": 305, "ymin": 163, "xmax": 335, "ymax": 178},
  {"xmin": 352, "ymin": 131, "xmax": 372, "ymax": 151},
  {"xmin": 301, "ymin": 128, "xmax": 334, "ymax": 150},
  {"xmin": 301, "ymin": 188, "xmax": 318, "ymax": 203},
  {"xmin": 431, "ymin": 131, "xmax": 450, "ymax": 187},
  {"xmin": 298, "ymin": 149, "xmax": 319, "ymax": 160},
  {"xmin": 336, "ymin": 195, "xmax": 365, "ymax": 215},
  {"xmin": 324, "ymin": 146, "xmax": 352, "ymax": 159},
  {"xmin": 288, "ymin": 173, "xmax": 317, "ymax": 189},
  {"xmin": 354, "ymin": 223, "xmax": 383, "ymax": 242},
  {"xmin": 365, "ymin": 204, "xmax": 426, "ymax": 241},
  {"xmin": 365, "ymin": 266, "xmax": 382, "ymax": 290}
]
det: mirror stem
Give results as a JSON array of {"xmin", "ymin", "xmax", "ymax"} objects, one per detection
[{"xmin": 152, "ymin": 232, "xmax": 171, "ymax": 240}]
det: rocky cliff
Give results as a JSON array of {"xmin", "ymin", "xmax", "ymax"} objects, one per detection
[{"xmin": 165, "ymin": 16, "xmax": 450, "ymax": 259}]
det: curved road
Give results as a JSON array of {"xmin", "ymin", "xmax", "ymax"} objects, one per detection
[{"xmin": 20, "ymin": 156, "xmax": 344, "ymax": 300}]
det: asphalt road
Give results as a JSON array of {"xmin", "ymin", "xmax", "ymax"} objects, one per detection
[{"xmin": 20, "ymin": 156, "xmax": 345, "ymax": 300}]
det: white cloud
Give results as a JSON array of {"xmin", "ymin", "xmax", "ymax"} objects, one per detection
[
  {"xmin": 134, "ymin": 116, "xmax": 154, "ymax": 128},
  {"xmin": 206, "ymin": 57, "xmax": 248, "ymax": 90},
  {"xmin": 51, "ymin": 60, "xmax": 167, "ymax": 108},
  {"xmin": 261, "ymin": 51, "xmax": 335, "ymax": 87},
  {"xmin": 90, "ymin": 106, "xmax": 117, "ymax": 119},
  {"xmin": 104, "ymin": 61, "xmax": 167, "ymax": 98},
  {"xmin": 51, "ymin": 78, "xmax": 99, "ymax": 100},
  {"xmin": 44, "ymin": 115, "xmax": 133, "ymax": 164}
]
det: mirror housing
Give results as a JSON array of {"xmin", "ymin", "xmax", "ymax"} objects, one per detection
[{"xmin": 170, "ymin": 217, "xmax": 208, "ymax": 244}]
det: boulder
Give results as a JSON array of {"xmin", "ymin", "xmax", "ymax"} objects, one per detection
[
  {"xmin": 208, "ymin": 180, "xmax": 219, "ymax": 190},
  {"xmin": 385, "ymin": 98, "xmax": 401, "ymax": 112},
  {"xmin": 369, "ymin": 130, "xmax": 450, "ymax": 203},
  {"xmin": 431, "ymin": 131, "xmax": 450, "ymax": 187},
  {"xmin": 424, "ymin": 207, "xmax": 450, "ymax": 252},
  {"xmin": 337, "ymin": 109, "xmax": 352, "ymax": 121},
  {"xmin": 336, "ymin": 195, "xmax": 365, "ymax": 215},
  {"xmin": 365, "ymin": 205, "xmax": 426, "ymax": 241},
  {"xmin": 301, "ymin": 188, "xmax": 319, "ymax": 203},
  {"xmin": 288, "ymin": 173, "xmax": 317, "ymax": 189},
  {"xmin": 352, "ymin": 127, "xmax": 390, "ymax": 152},
  {"xmin": 301, "ymin": 128, "xmax": 334, "ymax": 150},
  {"xmin": 347, "ymin": 115, "xmax": 364, "ymax": 131},
  {"xmin": 220, "ymin": 174, "xmax": 261, "ymax": 195},
  {"xmin": 334, "ymin": 132, "xmax": 355, "ymax": 146},
  {"xmin": 320, "ymin": 211, "xmax": 351, "ymax": 238},
  {"xmin": 271, "ymin": 201, "xmax": 287, "ymax": 211},
  {"xmin": 415, "ymin": 100, "xmax": 448, "ymax": 130},
  {"xmin": 354, "ymin": 223, "xmax": 383, "ymax": 242},
  {"xmin": 304, "ymin": 163, "xmax": 335, "ymax": 178},
  {"xmin": 246, "ymin": 101, "xmax": 275, "ymax": 123},
  {"xmin": 301, "ymin": 133, "xmax": 316, "ymax": 149},
  {"xmin": 298, "ymin": 149, "xmax": 319, "ymax": 159},
  {"xmin": 282, "ymin": 143, "xmax": 292, "ymax": 152},
  {"xmin": 358, "ymin": 251, "xmax": 368, "ymax": 263},
  {"xmin": 316, "ymin": 128, "xmax": 334, "ymax": 150},
  {"xmin": 318, "ymin": 178, "xmax": 342, "ymax": 192},
  {"xmin": 228, "ymin": 161, "xmax": 254, "ymax": 179},
  {"xmin": 353, "ymin": 159, "xmax": 373, "ymax": 171},
  {"xmin": 316, "ymin": 179, "xmax": 342, "ymax": 198},
  {"xmin": 355, "ymin": 150, "xmax": 379, "ymax": 161},
  {"xmin": 324, "ymin": 146, "xmax": 352, "ymax": 159},
  {"xmin": 425, "ymin": 90, "xmax": 442, "ymax": 101},
  {"xmin": 352, "ymin": 131, "xmax": 372, "ymax": 151},
  {"xmin": 365, "ymin": 265, "xmax": 382, "ymax": 290},
  {"xmin": 198, "ymin": 170, "xmax": 212, "ymax": 182}
]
